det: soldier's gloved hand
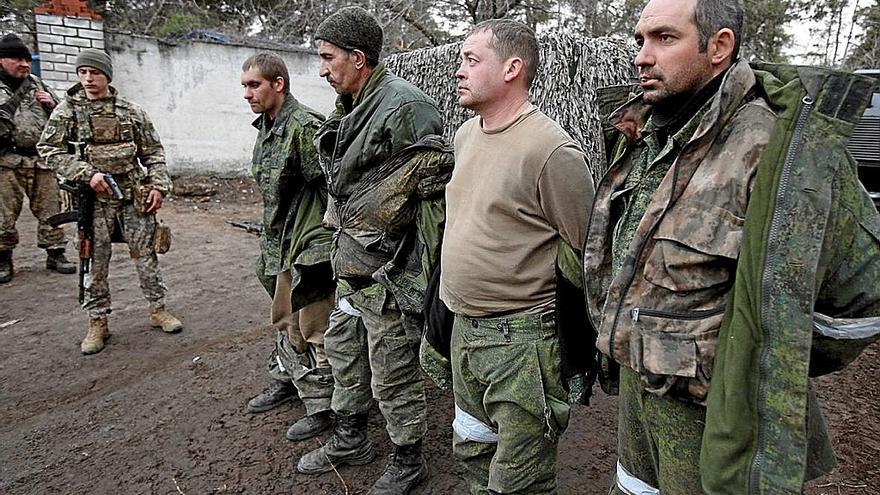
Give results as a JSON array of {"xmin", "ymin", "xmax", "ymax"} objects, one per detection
[{"xmin": 89, "ymin": 172, "xmax": 110, "ymax": 194}]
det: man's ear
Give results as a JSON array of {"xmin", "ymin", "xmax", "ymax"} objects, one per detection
[
  {"xmin": 352, "ymin": 49, "xmax": 368, "ymax": 70},
  {"xmin": 272, "ymin": 76, "xmax": 286, "ymax": 94},
  {"xmin": 504, "ymin": 57, "xmax": 524, "ymax": 83},
  {"xmin": 709, "ymin": 28, "xmax": 735, "ymax": 66}
]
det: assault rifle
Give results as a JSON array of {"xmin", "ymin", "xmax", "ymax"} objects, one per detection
[
  {"xmin": 226, "ymin": 220, "xmax": 263, "ymax": 235},
  {"xmin": 47, "ymin": 174, "xmax": 124, "ymax": 304}
]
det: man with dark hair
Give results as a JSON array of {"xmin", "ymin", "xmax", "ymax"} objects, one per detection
[
  {"xmin": 295, "ymin": 7, "xmax": 454, "ymax": 495},
  {"xmin": 38, "ymin": 49, "xmax": 182, "ymax": 354},
  {"xmin": 584, "ymin": 0, "xmax": 880, "ymax": 493},
  {"xmin": 442, "ymin": 19, "xmax": 594, "ymax": 494},
  {"xmin": 240, "ymin": 52, "xmax": 337, "ymax": 442},
  {"xmin": 0, "ymin": 33, "xmax": 75, "ymax": 283}
]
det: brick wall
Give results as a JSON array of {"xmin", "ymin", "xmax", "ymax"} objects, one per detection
[{"xmin": 33, "ymin": 0, "xmax": 103, "ymax": 93}]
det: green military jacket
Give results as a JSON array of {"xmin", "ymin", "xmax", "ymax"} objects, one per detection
[
  {"xmin": 0, "ymin": 72, "xmax": 56, "ymax": 169},
  {"xmin": 37, "ymin": 84, "xmax": 173, "ymax": 200},
  {"xmin": 315, "ymin": 63, "xmax": 448, "ymax": 287},
  {"xmin": 251, "ymin": 94, "xmax": 333, "ymax": 308}
]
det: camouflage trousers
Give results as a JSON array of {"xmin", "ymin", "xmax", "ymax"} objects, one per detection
[
  {"xmin": 0, "ymin": 166, "xmax": 66, "ymax": 251},
  {"xmin": 325, "ymin": 281, "xmax": 427, "ymax": 446},
  {"xmin": 610, "ymin": 366, "xmax": 705, "ymax": 495},
  {"xmin": 611, "ymin": 366, "xmax": 834, "ymax": 495},
  {"xmin": 84, "ymin": 200, "xmax": 165, "ymax": 316},
  {"xmin": 264, "ymin": 270, "xmax": 334, "ymax": 415},
  {"xmin": 451, "ymin": 311, "xmax": 570, "ymax": 495}
]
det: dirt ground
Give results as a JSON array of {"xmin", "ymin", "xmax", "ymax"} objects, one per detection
[{"xmin": 0, "ymin": 176, "xmax": 877, "ymax": 495}]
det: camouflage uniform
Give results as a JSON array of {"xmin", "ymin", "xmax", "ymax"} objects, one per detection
[
  {"xmin": 37, "ymin": 84, "xmax": 173, "ymax": 316},
  {"xmin": 315, "ymin": 64, "xmax": 448, "ymax": 445},
  {"xmin": 251, "ymin": 94, "xmax": 335, "ymax": 415},
  {"xmin": 584, "ymin": 60, "xmax": 880, "ymax": 493},
  {"xmin": 0, "ymin": 72, "xmax": 66, "ymax": 252}
]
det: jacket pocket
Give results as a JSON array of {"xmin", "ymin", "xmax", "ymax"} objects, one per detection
[
  {"xmin": 644, "ymin": 203, "xmax": 743, "ymax": 292},
  {"xmin": 633, "ymin": 306, "xmax": 725, "ymax": 379}
]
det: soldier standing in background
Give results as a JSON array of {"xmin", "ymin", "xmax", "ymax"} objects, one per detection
[
  {"xmin": 241, "ymin": 52, "xmax": 337, "ymax": 442},
  {"xmin": 37, "ymin": 49, "xmax": 182, "ymax": 355},
  {"xmin": 0, "ymin": 33, "xmax": 75, "ymax": 283}
]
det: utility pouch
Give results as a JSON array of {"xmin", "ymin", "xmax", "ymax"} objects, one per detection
[
  {"xmin": 154, "ymin": 220, "xmax": 171, "ymax": 254},
  {"xmin": 132, "ymin": 182, "xmax": 149, "ymax": 213},
  {"xmin": 85, "ymin": 141, "xmax": 138, "ymax": 175}
]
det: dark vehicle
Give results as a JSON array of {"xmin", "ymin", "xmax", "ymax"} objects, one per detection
[{"xmin": 848, "ymin": 69, "xmax": 880, "ymax": 210}]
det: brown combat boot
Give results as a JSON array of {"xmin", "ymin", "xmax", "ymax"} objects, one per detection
[
  {"xmin": 81, "ymin": 316, "xmax": 109, "ymax": 355},
  {"xmin": 149, "ymin": 304, "xmax": 183, "ymax": 333}
]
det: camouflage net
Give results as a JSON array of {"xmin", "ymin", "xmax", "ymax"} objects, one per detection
[{"xmin": 386, "ymin": 33, "xmax": 635, "ymax": 179}]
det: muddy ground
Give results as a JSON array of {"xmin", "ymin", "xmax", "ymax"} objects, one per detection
[{"xmin": 0, "ymin": 176, "xmax": 877, "ymax": 495}]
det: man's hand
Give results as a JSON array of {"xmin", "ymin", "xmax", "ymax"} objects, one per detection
[
  {"xmin": 35, "ymin": 91, "xmax": 55, "ymax": 110},
  {"xmin": 145, "ymin": 189, "xmax": 164, "ymax": 213},
  {"xmin": 89, "ymin": 172, "xmax": 110, "ymax": 194}
]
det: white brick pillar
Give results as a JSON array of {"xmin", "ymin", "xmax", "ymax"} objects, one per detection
[{"xmin": 34, "ymin": 14, "xmax": 105, "ymax": 94}]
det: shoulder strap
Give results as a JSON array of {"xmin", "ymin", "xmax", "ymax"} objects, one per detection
[{"xmin": 0, "ymin": 78, "xmax": 32, "ymax": 120}]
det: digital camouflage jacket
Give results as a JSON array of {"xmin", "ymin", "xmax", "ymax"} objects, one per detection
[
  {"xmin": 37, "ymin": 84, "xmax": 173, "ymax": 200},
  {"xmin": 0, "ymin": 73, "xmax": 55, "ymax": 169},
  {"xmin": 315, "ymin": 63, "xmax": 450, "ymax": 304},
  {"xmin": 251, "ymin": 94, "xmax": 334, "ymax": 307}
]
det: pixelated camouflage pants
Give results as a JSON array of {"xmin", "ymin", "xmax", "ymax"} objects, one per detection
[
  {"xmin": 264, "ymin": 271, "xmax": 334, "ymax": 415},
  {"xmin": 0, "ymin": 166, "xmax": 66, "ymax": 251},
  {"xmin": 84, "ymin": 200, "xmax": 165, "ymax": 316},
  {"xmin": 325, "ymin": 281, "xmax": 427, "ymax": 446},
  {"xmin": 451, "ymin": 312, "xmax": 569, "ymax": 495},
  {"xmin": 610, "ymin": 366, "xmax": 705, "ymax": 495}
]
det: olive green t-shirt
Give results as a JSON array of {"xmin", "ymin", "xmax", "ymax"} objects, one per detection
[{"xmin": 440, "ymin": 108, "xmax": 594, "ymax": 317}]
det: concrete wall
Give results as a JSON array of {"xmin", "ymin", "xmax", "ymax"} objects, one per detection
[{"xmin": 97, "ymin": 34, "xmax": 336, "ymax": 175}]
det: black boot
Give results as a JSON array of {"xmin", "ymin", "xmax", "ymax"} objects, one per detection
[
  {"xmin": 286, "ymin": 410, "xmax": 335, "ymax": 441},
  {"xmin": 0, "ymin": 251, "xmax": 12, "ymax": 283},
  {"xmin": 368, "ymin": 440, "xmax": 428, "ymax": 495},
  {"xmin": 246, "ymin": 380, "xmax": 297, "ymax": 413},
  {"xmin": 46, "ymin": 249, "xmax": 76, "ymax": 274},
  {"xmin": 297, "ymin": 412, "xmax": 375, "ymax": 474}
]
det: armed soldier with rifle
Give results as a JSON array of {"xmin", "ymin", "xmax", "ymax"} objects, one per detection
[
  {"xmin": 0, "ymin": 33, "xmax": 76, "ymax": 283},
  {"xmin": 37, "ymin": 49, "xmax": 182, "ymax": 355}
]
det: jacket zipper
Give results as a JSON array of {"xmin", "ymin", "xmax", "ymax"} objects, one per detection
[
  {"xmin": 749, "ymin": 94, "xmax": 814, "ymax": 495},
  {"xmin": 631, "ymin": 306, "xmax": 725, "ymax": 322}
]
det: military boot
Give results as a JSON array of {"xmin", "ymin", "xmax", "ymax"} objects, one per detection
[
  {"xmin": 286, "ymin": 410, "xmax": 335, "ymax": 441},
  {"xmin": 81, "ymin": 316, "xmax": 109, "ymax": 355},
  {"xmin": 247, "ymin": 380, "xmax": 297, "ymax": 413},
  {"xmin": 297, "ymin": 412, "xmax": 375, "ymax": 474},
  {"xmin": 149, "ymin": 304, "xmax": 183, "ymax": 333},
  {"xmin": 368, "ymin": 440, "xmax": 428, "ymax": 495},
  {"xmin": 0, "ymin": 251, "xmax": 12, "ymax": 283},
  {"xmin": 46, "ymin": 248, "xmax": 76, "ymax": 274}
]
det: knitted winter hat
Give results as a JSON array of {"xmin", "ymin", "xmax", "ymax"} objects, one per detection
[
  {"xmin": 75, "ymin": 49, "xmax": 113, "ymax": 81},
  {"xmin": 314, "ymin": 7, "xmax": 383, "ymax": 65},
  {"xmin": 0, "ymin": 34, "xmax": 32, "ymax": 61}
]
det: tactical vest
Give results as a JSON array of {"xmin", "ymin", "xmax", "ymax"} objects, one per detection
[{"xmin": 70, "ymin": 100, "xmax": 139, "ymax": 176}]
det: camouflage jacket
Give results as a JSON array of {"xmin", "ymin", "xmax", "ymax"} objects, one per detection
[
  {"xmin": 37, "ymin": 84, "xmax": 173, "ymax": 200},
  {"xmin": 699, "ymin": 65, "xmax": 880, "ymax": 494},
  {"xmin": 251, "ymin": 94, "xmax": 334, "ymax": 307},
  {"xmin": 315, "ymin": 63, "xmax": 447, "ymax": 283},
  {"xmin": 0, "ymin": 73, "xmax": 56, "ymax": 169},
  {"xmin": 583, "ymin": 60, "xmax": 777, "ymax": 404}
]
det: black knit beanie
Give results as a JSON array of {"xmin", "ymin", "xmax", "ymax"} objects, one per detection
[
  {"xmin": 0, "ymin": 34, "xmax": 32, "ymax": 61},
  {"xmin": 75, "ymin": 49, "xmax": 113, "ymax": 81},
  {"xmin": 314, "ymin": 7, "xmax": 383, "ymax": 65}
]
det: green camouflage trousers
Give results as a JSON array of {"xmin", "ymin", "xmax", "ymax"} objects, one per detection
[
  {"xmin": 451, "ymin": 312, "xmax": 570, "ymax": 495},
  {"xmin": 265, "ymin": 272, "xmax": 334, "ymax": 415},
  {"xmin": 610, "ymin": 366, "xmax": 704, "ymax": 495},
  {"xmin": 325, "ymin": 281, "xmax": 427, "ymax": 446},
  {"xmin": 0, "ymin": 166, "xmax": 66, "ymax": 251},
  {"xmin": 84, "ymin": 200, "xmax": 165, "ymax": 316}
]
